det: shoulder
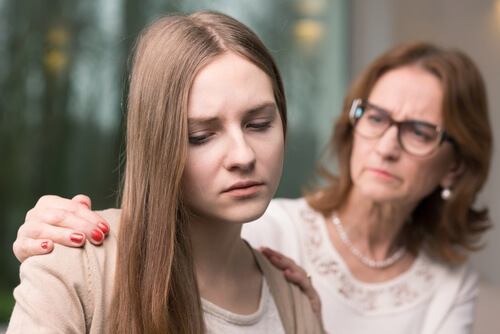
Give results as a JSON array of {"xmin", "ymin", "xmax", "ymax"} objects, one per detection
[
  {"xmin": 444, "ymin": 260, "xmax": 479, "ymax": 299},
  {"xmin": 422, "ymin": 250, "xmax": 478, "ymax": 286},
  {"xmin": 420, "ymin": 250, "xmax": 479, "ymax": 303},
  {"xmin": 265, "ymin": 197, "xmax": 320, "ymax": 229},
  {"xmin": 9, "ymin": 209, "xmax": 121, "ymax": 331},
  {"xmin": 265, "ymin": 197, "xmax": 311, "ymax": 216},
  {"xmin": 19, "ymin": 208, "xmax": 121, "ymax": 291},
  {"xmin": 242, "ymin": 198, "xmax": 323, "ymax": 261},
  {"xmin": 96, "ymin": 208, "xmax": 121, "ymax": 238},
  {"xmin": 418, "ymin": 254, "xmax": 480, "ymax": 333},
  {"xmin": 251, "ymin": 249, "xmax": 297, "ymax": 300},
  {"xmin": 244, "ymin": 197, "xmax": 314, "ymax": 234},
  {"xmin": 242, "ymin": 198, "xmax": 311, "ymax": 251},
  {"xmin": 251, "ymin": 248, "xmax": 323, "ymax": 333},
  {"xmin": 31, "ymin": 208, "xmax": 121, "ymax": 272}
]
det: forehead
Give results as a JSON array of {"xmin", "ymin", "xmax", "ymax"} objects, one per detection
[
  {"xmin": 188, "ymin": 51, "xmax": 275, "ymax": 119},
  {"xmin": 368, "ymin": 65, "xmax": 444, "ymax": 123}
]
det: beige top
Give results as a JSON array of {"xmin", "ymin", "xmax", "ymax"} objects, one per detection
[
  {"xmin": 202, "ymin": 279, "xmax": 286, "ymax": 333},
  {"xmin": 8, "ymin": 209, "xmax": 322, "ymax": 334}
]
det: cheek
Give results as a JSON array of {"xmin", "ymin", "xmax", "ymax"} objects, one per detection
[
  {"xmin": 407, "ymin": 158, "xmax": 447, "ymax": 189},
  {"xmin": 350, "ymin": 137, "xmax": 368, "ymax": 176},
  {"xmin": 264, "ymin": 134, "xmax": 285, "ymax": 175},
  {"xmin": 181, "ymin": 152, "xmax": 216, "ymax": 201}
]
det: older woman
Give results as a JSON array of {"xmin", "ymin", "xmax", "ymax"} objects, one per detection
[
  {"xmin": 245, "ymin": 42, "xmax": 492, "ymax": 333},
  {"xmin": 13, "ymin": 42, "xmax": 492, "ymax": 333}
]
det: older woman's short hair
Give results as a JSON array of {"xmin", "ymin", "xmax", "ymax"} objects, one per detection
[{"xmin": 307, "ymin": 42, "xmax": 492, "ymax": 263}]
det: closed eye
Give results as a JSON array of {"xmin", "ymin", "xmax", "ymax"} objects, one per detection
[
  {"xmin": 367, "ymin": 115, "xmax": 385, "ymax": 123},
  {"xmin": 366, "ymin": 112, "xmax": 389, "ymax": 128},
  {"xmin": 188, "ymin": 133, "xmax": 211, "ymax": 145},
  {"xmin": 247, "ymin": 121, "xmax": 272, "ymax": 130},
  {"xmin": 404, "ymin": 123, "xmax": 436, "ymax": 142}
]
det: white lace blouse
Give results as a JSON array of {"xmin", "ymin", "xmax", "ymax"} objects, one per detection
[{"xmin": 242, "ymin": 198, "xmax": 478, "ymax": 334}]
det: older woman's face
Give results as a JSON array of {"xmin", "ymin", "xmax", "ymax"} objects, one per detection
[{"xmin": 349, "ymin": 65, "xmax": 458, "ymax": 207}]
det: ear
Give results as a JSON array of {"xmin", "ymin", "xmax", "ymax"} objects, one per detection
[{"xmin": 440, "ymin": 158, "xmax": 466, "ymax": 188}]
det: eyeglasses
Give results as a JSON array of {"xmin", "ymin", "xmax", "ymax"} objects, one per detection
[{"xmin": 349, "ymin": 98, "xmax": 455, "ymax": 157}]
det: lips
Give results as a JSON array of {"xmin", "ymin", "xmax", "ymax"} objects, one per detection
[
  {"xmin": 366, "ymin": 167, "xmax": 400, "ymax": 180},
  {"xmin": 222, "ymin": 180, "xmax": 265, "ymax": 196}
]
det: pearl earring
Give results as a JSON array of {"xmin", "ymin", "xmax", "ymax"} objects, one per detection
[{"xmin": 441, "ymin": 187, "xmax": 452, "ymax": 200}]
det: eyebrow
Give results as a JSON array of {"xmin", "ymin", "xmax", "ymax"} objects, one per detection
[
  {"xmin": 187, "ymin": 102, "xmax": 278, "ymax": 126},
  {"xmin": 366, "ymin": 101, "xmax": 441, "ymax": 127}
]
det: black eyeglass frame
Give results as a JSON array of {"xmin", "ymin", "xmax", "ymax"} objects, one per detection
[{"xmin": 348, "ymin": 98, "xmax": 456, "ymax": 156}]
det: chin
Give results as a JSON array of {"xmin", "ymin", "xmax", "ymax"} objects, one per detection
[
  {"xmin": 192, "ymin": 197, "xmax": 272, "ymax": 225},
  {"xmin": 230, "ymin": 200, "xmax": 271, "ymax": 224},
  {"xmin": 358, "ymin": 186, "xmax": 405, "ymax": 204}
]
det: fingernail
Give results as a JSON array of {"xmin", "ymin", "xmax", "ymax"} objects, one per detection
[
  {"xmin": 79, "ymin": 201, "xmax": 90, "ymax": 209},
  {"xmin": 41, "ymin": 241, "xmax": 48, "ymax": 249},
  {"xmin": 70, "ymin": 233, "xmax": 84, "ymax": 244},
  {"xmin": 91, "ymin": 229, "xmax": 103, "ymax": 242},
  {"xmin": 97, "ymin": 222, "xmax": 109, "ymax": 234}
]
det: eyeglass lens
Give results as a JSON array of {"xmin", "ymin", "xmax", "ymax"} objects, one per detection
[{"xmin": 354, "ymin": 103, "xmax": 443, "ymax": 156}]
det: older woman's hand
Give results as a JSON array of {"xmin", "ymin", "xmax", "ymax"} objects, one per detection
[
  {"xmin": 260, "ymin": 246, "xmax": 323, "ymax": 328},
  {"xmin": 13, "ymin": 194, "xmax": 110, "ymax": 262}
]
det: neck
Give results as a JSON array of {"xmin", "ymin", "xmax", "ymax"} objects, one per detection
[
  {"xmin": 338, "ymin": 190, "xmax": 415, "ymax": 261},
  {"xmin": 188, "ymin": 215, "xmax": 263, "ymax": 314},
  {"xmin": 188, "ymin": 215, "xmax": 257, "ymax": 294}
]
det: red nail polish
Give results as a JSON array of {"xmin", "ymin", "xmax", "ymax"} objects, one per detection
[
  {"xmin": 91, "ymin": 229, "xmax": 103, "ymax": 242},
  {"xmin": 79, "ymin": 201, "xmax": 90, "ymax": 209},
  {"xmin": 41, "ymin": 241, "xmax": 48, "ymax": 249},
  {"xmin": 97, "ymin": 222, "xmax": 109, "ymax": 234},
  {"xmin": 70, "ymin": 233, "xmax": 84, "ymax": 243}
]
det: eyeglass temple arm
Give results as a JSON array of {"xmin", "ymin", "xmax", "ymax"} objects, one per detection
[{"xmin": 349, "ymin": 98, "xmax": 363, "ymax": 124}]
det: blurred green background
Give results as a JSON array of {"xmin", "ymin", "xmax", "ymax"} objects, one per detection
[{"xmin": 0, "ymin": 0, "xmax": 348, "ymax": 322}]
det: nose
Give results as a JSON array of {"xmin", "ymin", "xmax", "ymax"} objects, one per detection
[
  {"xmin": 375, "ymin": 125, "xmax": 402, "ymax": 159},
  {"xmin": 223, "ymin": 131, "xmax": 256, "ymax": 172}
]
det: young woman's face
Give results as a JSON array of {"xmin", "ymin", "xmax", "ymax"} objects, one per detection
[
  {"xmin": 181, "ymin": 52, "xmax": 284, "ymax": 225},
  {"xmin": 349, "ymin": 65, "xmax": 458, "ymax": 207}
]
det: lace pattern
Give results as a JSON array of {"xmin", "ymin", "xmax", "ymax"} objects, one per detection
[{"xmin": 300, "ymin": 206, "xmax": 440, "ymax": 314}]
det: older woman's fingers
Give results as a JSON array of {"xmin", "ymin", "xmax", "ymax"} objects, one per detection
[
  {"xmin": 260, "ymin": 247, "xmax": 323, "ymax": 319},
  {"xmin": 31, "ymin": 195, "xmax": 110, "ymax": 239},
  {"xmin": 283, "ymin": 268, "xmax": 322, "ymax": 316},
  {"xmin": 71, "ymin": 194, "xmax": 92, "ymax": 209},
  {"xmin": 13, "ymin": 195, "xmax": 111, "ymax": 262},
  {"xmin": 12, "ymin": 238, "xmax": 54, "ymax": 262},
  {"xmin": 260, "ymin": 246, "xmax": 295, "ymax": 270},
  {"xmin": 14, "ymin": 216, "xmax": 90, "ymax": 262},
  {"xmin": 25, "ymin": 206, "xmax": 107, "ymax": 245},
  {"xmin": 18, "ymin": 215, "xmax": 89, "ymax": 245}
]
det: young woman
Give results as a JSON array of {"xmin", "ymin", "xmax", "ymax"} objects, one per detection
[
  {"xmin": 13, "ymin": 43, "xmax": 492, "ymax": 333},
  {"xmin": 7, "ymin": 11, "xmax": 322, "ymax": 333}
]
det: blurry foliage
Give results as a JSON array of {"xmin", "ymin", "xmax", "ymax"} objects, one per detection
[{"xmin": 0, "ymin": 0, "xmax": 136, "ymax": 320}]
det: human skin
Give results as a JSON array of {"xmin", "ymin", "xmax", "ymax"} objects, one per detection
[
  {"xmin": 348, "ymin": 65, "xmax": 459, "ymax": 210},
  {"xmin": 182, "ymin": 51, "xmax": 285, "ymax": 313},
  {"xmin": 328, "ymin": 65, "xmax": 463, "ymax": 284},
  {"xmin": 13, "ymin": 64, "xmax": 467, "ymax": 332},
  {"xmin": 182, "ymin": 51, "xmax": 284, "ymax": 227}
]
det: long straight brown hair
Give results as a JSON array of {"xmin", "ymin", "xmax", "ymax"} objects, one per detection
[{"xmin": 111, "ymin": 11, "xmax": 287, "ymax": 333}]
